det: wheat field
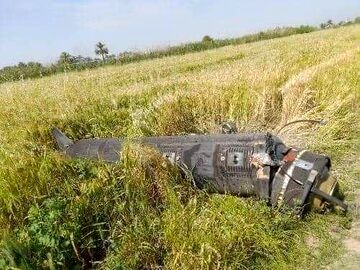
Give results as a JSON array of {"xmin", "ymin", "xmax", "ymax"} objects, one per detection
[{"xmin": 0, "ymin": 25, "xmax": 359, "ymax": 269}]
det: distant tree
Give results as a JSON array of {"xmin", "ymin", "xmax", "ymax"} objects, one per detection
[
  {"xmin": 18, "ymin": 62, "xmax": 26, "ymax": 68},
  {"xmin": 104, "ymin": 54, "xmax": 116, "ymax": 64},
  {"xmin": 118, "ymin": 51, "xmax": 134, "ymax": 59},
  {"xmin": 25, "ymin": 61, "xmax": 39, "ymax": 67},
  {"xmin": 296, "ymin": 25, "xmax": 316, "ymax": 34},
  {"xmin": 202, "ymin": 35, "xmax": 214, "ymax": 43},
  {"xmin": 58, "ymin": 52, "xmax": 73, "ymax": 65},
  {"xmin": 95, "ymin": 42, "xmax": 109, "ymax": 61},
  {"xmin": 355, "ymin": 17, "xmax": 360, "ymax": 24},
  {"xmin": 320, "ymin": 20, "xmax": 334, "ymax": 29},
  {"xmin": 73, "ymin": 55, "xmax": 85, "ymax": 64},
  {"xmin": 73, "ymin": 55, "xmax": 93, "ymax": 64},
  {"xmin": 105, "ymin": 54, "xmax": 116, "ymax": 59}
]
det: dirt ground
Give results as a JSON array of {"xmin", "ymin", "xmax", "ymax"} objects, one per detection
[{"xmin": 328, "ymin": 190, "xmax": 360, "ymax": 270}]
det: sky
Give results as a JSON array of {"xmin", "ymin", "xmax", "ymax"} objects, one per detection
[{"xmin": 0, "ymin": 0, "xmax": 359, "ymax": 67}]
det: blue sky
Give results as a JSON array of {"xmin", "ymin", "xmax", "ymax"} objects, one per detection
[{"xmin": 0, "ymin": 0, "xmax": 359, "ymax": 67}]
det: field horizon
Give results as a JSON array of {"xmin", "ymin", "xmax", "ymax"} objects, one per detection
[{"xmin": 0, "ymin": 24, "xmax": 359, "ymax": 269}]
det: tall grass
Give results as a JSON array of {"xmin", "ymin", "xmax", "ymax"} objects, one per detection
[
  {"xmin": 0, "ymin": 25, "xmax": 318, "ymax": 84},
  {"xmin": 0, "ymin": 25, "xmax": 359, "ymax": 269}
]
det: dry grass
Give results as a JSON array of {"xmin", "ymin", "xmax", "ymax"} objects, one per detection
[{"xmin": 0, "ymin": 25, "xmax": 359, "ymax": 269}]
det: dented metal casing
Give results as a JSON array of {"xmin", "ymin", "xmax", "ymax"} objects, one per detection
[{"xmin": 52, "ymin": 128, "xmax": 347, "ymax": 214}]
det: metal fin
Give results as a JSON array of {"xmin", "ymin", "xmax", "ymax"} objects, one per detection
[{"xmin": 52, "ymin": 127, "xmax": 73, "ymax": 151}]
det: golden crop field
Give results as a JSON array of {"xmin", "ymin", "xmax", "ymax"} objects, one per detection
[{"xmin": 0, "ymin": 25, "xmax": 359, "ymax": 269}]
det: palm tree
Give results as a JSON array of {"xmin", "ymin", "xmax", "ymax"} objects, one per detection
[{"xmin": 95, "ymin": 42, "xmax": 109, "ymax": 61}]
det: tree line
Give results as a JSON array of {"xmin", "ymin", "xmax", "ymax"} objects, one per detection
[{"xmin": 1, "ymin": 17, "xmax": 359, "ymax": 84}]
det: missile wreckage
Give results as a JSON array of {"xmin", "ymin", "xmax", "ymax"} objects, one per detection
[{"xmin": 52, "ymin": 124, "xmax": 347, "ymax": 215}]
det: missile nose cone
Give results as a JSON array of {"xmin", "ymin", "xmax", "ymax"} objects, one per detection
[{"xmin": 52, "ymin": 127, "xmax": 73, "ymax": 151}]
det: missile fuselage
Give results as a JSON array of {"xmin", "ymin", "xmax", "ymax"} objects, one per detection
[{"xmin": 52, "ymin": 128, "xmax": 347, "ymax": 213}]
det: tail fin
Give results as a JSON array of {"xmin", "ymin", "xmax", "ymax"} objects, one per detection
[{"xmin": 52, "ymin": 127, "xmax": 73, "ymax": 151}]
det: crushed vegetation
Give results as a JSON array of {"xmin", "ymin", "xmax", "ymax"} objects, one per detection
[{"xmin": 0, "ymin": 25, "xmax": 359, "ymax": 269}]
